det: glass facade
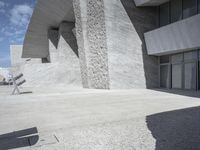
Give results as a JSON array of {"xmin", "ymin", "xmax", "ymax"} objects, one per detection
[
  {"xmin": 171, "ymin": 0, "xmax": 182, "ymax": 23},
  {"xmin": 159, "ymin": 50, "xmax": 200, "ymax": 90},
  {"xmin": 183, "ymin": 0, "xmax": 198, "ymax": 19},
  {"xmin": 172, "ymin": 64, "xmax": 182, "ymax": 89},
  {"xmin": 160, "ymin": 65, "xmax": 170, "ymax": 88},
  {"xmin": 198, "ymin": 0, "xmax": 200, "ymax": 13},
  {"xmin": 184, "ymin": 62, "xmax": 196, "ymax": 90},
  {"xmin": 159, "ymin": 0, "xmax": 199, "ymax": 27},
  {"xmin": 159, "ymin": 3, "xmax": 170, "ymax": 27}
]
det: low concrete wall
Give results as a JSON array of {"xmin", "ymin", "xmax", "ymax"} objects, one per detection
[
  {"xmin": 104, "ymin": 0, "xmax": 159, "ymax": 88},
  {"xmin": 11, "ymin": 22, "xmax": 82, "ymax": 88},
  {"xmin": 145, "ymin": 14, "xmax": 200, "ymax": 56},
  {"xmin": 10, "ymin": 45, "xmax": 41, "ymax": 67}
]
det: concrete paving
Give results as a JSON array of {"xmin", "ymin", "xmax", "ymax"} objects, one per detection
[{"xmin": 0, "ymin": 86, "xmax": 200, "ymax": 150}]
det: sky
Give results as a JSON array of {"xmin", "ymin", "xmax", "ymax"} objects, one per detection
[{"xmin": 0, "ymin": 0, "xmax": 36, "ymax": 68}]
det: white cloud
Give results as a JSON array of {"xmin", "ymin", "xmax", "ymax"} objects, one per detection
[{"xmin": 10, "ymin": 4, "xmax": 33, "ymax": 27}]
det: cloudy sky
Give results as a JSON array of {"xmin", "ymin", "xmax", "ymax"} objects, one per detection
[{"xmin": 0, "ymin": 0, "xmax": 36, "ymax": 67}]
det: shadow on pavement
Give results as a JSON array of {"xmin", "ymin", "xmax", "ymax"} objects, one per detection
[
  {"xmin": 0, "ymin": 127, "xmax": 39, "ymax": 150},
  {"xmin": 146, "ymin": 106, "xmax": 200, "ymax": 150},
  {"xmin": 153, "ymin": 88, "xmax": 200, "ymax": 98}
]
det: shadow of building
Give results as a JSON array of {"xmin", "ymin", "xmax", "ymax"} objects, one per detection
[
  {"xmin": 120, "ymin": 0, "xmax": 159, "ymax": 88},
  {"xmin": 146, "ymin": 106, "xmax": 200, "ymax": 150},
  {"xmin": 0, "ymin": 127, "xmax": 39, "ymax": 150}
]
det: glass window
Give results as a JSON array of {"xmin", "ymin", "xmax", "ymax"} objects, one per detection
[
  {"xmin": 159, "ymin": 2, "xmax": 170, "ymax": 27},
  {"xmin": 160, "ymin": 55, "xmax": 170, "ymax": 64},
  {"xmin": 198, "ymin": 50, "xmax": 200, "ymax": 90},
  {"xmin": 183, "ymin": 0, "xmax": 198, "ymax": 19},
  {"xmin": 171, "ymin": 0, "xmax": 182, "ymax": 23},
  {"xmin": 184, "ymin": 62, "xmax": 197, "ymax": 90},
  {"xmin": 184, "ymin": 51, "xmax": 198, "ymax": 61},
  {"xmin": 160, "ymin": 65, "xmax": 170, "ymax": 88},
  {"xmin": 198, "ymin": 0, "xmax": 200, "ymax": 13},
  {"xmin": 172, "ymin": 64, "xmax": 182, "ymax": 89},
  {"xmin": 171, "ymin": 53, "xmax": 183, "ymax": 63}
]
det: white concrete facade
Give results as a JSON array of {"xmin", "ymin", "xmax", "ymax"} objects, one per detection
[
  {"xmin": 18, "ymin": 0, "xmax": 200, "ymax": 89},
  {"xmin": 145, "ymin": 14, "xmax": 200, "ymax": 56},
  {"xmin": 21, "ymin": 0, "xmax": 159, "ymax": 89}
]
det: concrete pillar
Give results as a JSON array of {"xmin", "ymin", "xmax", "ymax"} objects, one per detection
[
  {"xmin": 73, "ymin": 0, "xmax": 159, "ymax": 89},
  {"xmin": 73, "ymin": 0, "xmax": 110, "ymax": 89}
]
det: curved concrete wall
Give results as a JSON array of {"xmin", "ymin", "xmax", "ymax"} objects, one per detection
[
  {"xmin": 145, "ymin": 14, "xmax": 200, "ymax": 56},
  {"xmin": 23, "ymin": 0, "xmax": 74, "ymax": 58},
  {"xmin": 11, "ymin": 22, "xmax": 82, "ymax": 88}
]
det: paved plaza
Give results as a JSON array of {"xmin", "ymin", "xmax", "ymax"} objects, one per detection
[{"xmin": 0, "ymin": 87, "xmax": 200, "ymax": 149}]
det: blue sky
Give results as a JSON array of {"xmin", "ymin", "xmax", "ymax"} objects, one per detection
[{"xmin": 0, "ymin": 0, "xmax": 36, "ymax": 68}]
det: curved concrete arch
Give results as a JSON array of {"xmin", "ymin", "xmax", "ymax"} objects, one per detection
[{"xmin": 22, "ymin": 0, "xmax": 74, "ymax": 58}]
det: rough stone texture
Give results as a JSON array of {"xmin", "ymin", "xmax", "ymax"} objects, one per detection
[
  {"xmin": 104, "ymin": 0, "xmax": 159, "ymax": 88},
  {"xmin": 73, "ymin": 0, "xmax": 89, "ymax": 88},
  {"xmin": 87, "ymin": 0, "xmax": 110, "ymax": 89},
  {"xmin": 74, "ymin": 0, "xmax": 110, "ymax": 89},
  {"xmin": 74, "ymin": 0, "xmax": 159, "ymax": 89}
]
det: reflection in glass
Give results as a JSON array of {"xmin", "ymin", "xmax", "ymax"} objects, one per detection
[
  {"xmin": 184, "ymin": 51, "xmax": 197, "ymax": 61},
  {"xmin": 160, "ymin": 55, "xmax": 169, "ymax": 64},
  {"xmin": 171, "ymin": 0, "xmax": 182, "ymax": 22},
  {"xmin": 183, "ymin": 0, "xmax": 198, "ymax": 19},
  {"xmin": 159, "ymin": 2, "xmax": 170, "ymax": 27},
  {"xmin": 172, "ymin": 64, "xmax": 182, "ymax": 89},
  {"xmin": 184, "ymin": 63, "xmax": 196, "ymax": 90},
  {"xmin": 160, "ymin": 65, "xmax": 170, "ymax": 88},
  {"xmin": 171, "ymin": 54, "xmax": 183, "ymax": 63}
]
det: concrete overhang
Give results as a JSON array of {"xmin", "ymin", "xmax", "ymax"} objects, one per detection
[
  {"xmin": 145, "ymin": 14, "xmax": 200, "ymax": 56},
  {"xmin": 22, "ymin": 0, "xmax": 74, "ymax": 58},
  {"xmin": 134, "ymin": 0, "xmax": 169, "ymax": 6}
]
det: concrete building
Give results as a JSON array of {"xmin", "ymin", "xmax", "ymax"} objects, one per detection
[{"xmin": 12, "ymin": 0, "xmax": 200, "ymax": 90}]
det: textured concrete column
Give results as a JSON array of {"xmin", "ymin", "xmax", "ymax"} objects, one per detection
[
  {"xmin": 74, "ymin": 0, "xmax": 159, "ymax": 89},
  {"xmin": 73, "ymin": 0, "xmax": 110, "ymax": 89}
]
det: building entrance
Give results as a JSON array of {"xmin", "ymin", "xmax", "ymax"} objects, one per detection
[{"xmin": 160, "ymin": 50, "xmax": 199, "ymax": 90}]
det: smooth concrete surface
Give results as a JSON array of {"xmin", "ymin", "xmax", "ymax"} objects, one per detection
[
  {"xmin": 23, "ymin": 0, "xmax": 74, "ymax": 58},
  {"xmin": 10, "ymin": 45, "xmax": 41, "ymax": 67},
  {"xmin": 145, "ymin": 14, "xmax": 200, "ymax": 56},
  {"xmin": 134, "ymin": 0, "xmax": 169, "ymax": 6},
  {"xmin": 0, "ymin": 87, "xmax": 200, "ymax": 149},
  {"xmin": 11, "ymin": 35, "xmax": 81, "ymax": 87},
  {"xmin": 104, "ymin": 0, "xmax": 159, "ymax": 88}
]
